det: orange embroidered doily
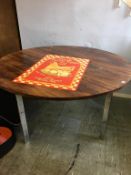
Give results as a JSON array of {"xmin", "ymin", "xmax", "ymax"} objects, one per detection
[{"xmin": 13, "ymin": 54, "xmax": 90, "ymax": 91}]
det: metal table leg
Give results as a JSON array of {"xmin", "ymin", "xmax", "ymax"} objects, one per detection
[
  {"xmin": 100, "ymin": 93, "xmax": 112, "ymax": 139},
  {"xmin": 102, "ymin": 93, "xmax": 112, "ymax": 122},
  {"xmin": 16, "ymin": 95, "xmax": 29, "ymax": 143}
]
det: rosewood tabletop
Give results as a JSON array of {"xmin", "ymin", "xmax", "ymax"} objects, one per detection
[{"xmin": 0, "ymin": 46, "xmax": 130, "ymax": 100}]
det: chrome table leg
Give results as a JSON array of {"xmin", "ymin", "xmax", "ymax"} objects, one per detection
[{"xmin": 16, "ymin": 95, "xmax": 29, "ymax": 143}]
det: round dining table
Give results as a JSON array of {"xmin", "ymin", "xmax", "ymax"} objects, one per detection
[{"xmin": 0, "ymin": 46, "xmax": 130, "ymax": 143}]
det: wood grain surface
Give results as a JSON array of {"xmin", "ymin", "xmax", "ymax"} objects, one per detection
[{"xmin": 0, "ymin": 46, "xmax": 130, "ymax": 100}]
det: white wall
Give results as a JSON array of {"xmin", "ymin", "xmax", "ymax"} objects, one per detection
[{"xmin": 16, "ymin": 0, "xmax": 131, "ymax": 61}]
